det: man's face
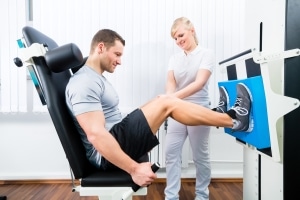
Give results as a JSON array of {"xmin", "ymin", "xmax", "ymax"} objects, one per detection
[{"xmin": 100, "ymin": 40, "xmax": 124, "ymax": 73}]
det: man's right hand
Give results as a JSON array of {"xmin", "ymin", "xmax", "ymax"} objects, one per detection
[{"xmin": 130, "ymin": 162, "xmax": 157, "ymax": 187}]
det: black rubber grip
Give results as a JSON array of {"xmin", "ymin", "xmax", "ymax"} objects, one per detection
[
  {"xmin": 151, "ymin": 162, "xmax": 160, "ymax": 173},
  {"xmin": 132, "ymin": 162, "xmax": 160, "ymax": 192}
]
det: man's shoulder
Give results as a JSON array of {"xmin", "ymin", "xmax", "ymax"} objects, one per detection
[{"xmin": 69, "ymin": 66, "xmax": 97, "ymax": 85}]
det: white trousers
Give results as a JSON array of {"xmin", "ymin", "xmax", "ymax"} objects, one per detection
[{"xmin": 164, "ymin": 117, "xmax": 211, "ymax": 200}]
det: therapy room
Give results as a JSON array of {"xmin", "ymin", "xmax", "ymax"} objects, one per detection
[{"xmin": 1, "ymin": 0, "xmax": 300, "ymax": 200}]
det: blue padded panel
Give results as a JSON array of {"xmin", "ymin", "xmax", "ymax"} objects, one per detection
[{"xmin": 218, "ymin": 76, "xmax": 271, "ymax": 149}]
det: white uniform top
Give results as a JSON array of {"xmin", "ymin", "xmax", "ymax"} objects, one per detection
[{"xmin": 168, "ymin": 45, "xmax": 215, "ymax": 105}]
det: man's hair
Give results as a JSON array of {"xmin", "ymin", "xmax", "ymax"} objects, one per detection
[{"xmin": 90, "ymin": 29, "xmax": 125, "ymax": 52}]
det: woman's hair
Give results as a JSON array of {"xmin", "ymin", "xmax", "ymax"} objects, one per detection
[
  {"xmin": 90, "ymin": 29, "xmax": 125, "ymax": 52},
  {"xmin": 170, "ymin": 17, "xmax": 198, "ymax": 45}
]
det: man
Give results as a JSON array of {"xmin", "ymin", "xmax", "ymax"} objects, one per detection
[{"xmin": 65, "ymin": 29, "xmax": 252, "ymax": 187}]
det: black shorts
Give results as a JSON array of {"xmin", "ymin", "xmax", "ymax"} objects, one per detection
[{"xmin": 100, "ymin": 108, "xmax": 159, "ymax": 170}]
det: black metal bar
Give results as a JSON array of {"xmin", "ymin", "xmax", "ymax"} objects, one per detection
[
  {"xmin": 284, "ymin": 0, "xmax": 300, "ymax": 199},
  {"xmin": 259, "ymin": 22, "xmax": 263, "ymax": 51},
  {"xmin": 219, "ymin": 49, "xmax": 252, "ymax": 65},
  {"xmin": 258, "ymin": 21, "xmax": 263, "ymax": 200}
]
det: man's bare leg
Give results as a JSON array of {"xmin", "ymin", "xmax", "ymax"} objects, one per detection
[
  {"xmin": 140, "ymin": 95, "xmax": 232, "ymax": 134},
  {"xmin": 141, "ymin": 83, "xmax": 253, "ymax": 134}
]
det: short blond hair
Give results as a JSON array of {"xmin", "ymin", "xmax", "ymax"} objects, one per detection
[{"xmin": 170, "ymin": 17, "xmax": 198, "ymax": 45}]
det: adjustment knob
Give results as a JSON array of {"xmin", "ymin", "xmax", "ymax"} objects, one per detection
[{"xmin": 13, "ymin": 57, "xmax": 23, "ymax": 67}]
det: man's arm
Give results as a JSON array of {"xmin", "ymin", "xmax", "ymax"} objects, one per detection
[{"xmin": 76, "ymin": 110, "xmax": 156, "ymax": 186}]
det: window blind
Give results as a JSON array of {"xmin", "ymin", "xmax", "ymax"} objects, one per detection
[
  {"xmin": 0, "ymin": 0, "xmax": 27, "ymax": 112},
  {"xmin": 1, "ymin": 0, "xmax": 245, "ymax": 115}
]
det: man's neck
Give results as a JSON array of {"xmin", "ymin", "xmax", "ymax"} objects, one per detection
[{"xmin": 85, "ymin": 58, "xmax": 103, "ymax": 75}]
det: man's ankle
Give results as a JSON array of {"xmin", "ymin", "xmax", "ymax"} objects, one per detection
[{"xmin": 225, "ymin": 109, "xmax": 236, "ymax": 119}]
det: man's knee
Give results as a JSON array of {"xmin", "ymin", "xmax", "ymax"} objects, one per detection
[
  {"xmin": 156, "ymin": 95, "xmax": 178, "ymax": 109},
  {"xmin": 156, "ymin": 94, "xmax": 176, "ymax": 102}
]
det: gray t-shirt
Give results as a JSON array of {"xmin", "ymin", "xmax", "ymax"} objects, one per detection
[{"xmin": 65, "ymin": 65, "xmax": 122, "ymax": 168}]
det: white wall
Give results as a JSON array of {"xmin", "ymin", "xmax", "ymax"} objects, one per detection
[
  {"xmin": 0, "ymin": 113, "xmax": 70, "ymax": 180},
  {"xmin": 0, "ymin": 0, "xmax": 246, "ymax": 180}
]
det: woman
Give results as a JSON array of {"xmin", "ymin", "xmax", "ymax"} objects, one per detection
[{"xmin": 164, "ymin": 17, "xmax": 215, "ymax": 200}]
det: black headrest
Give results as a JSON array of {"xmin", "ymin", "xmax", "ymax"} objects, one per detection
[{"xmin": 44, "ymin": 43, "xmax": 84, "ymax": 73}]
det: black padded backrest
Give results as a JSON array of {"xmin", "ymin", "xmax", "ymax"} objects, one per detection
[{"xmin": 22, "ymin": 26, "xmax": 96, "ymax": 179}]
